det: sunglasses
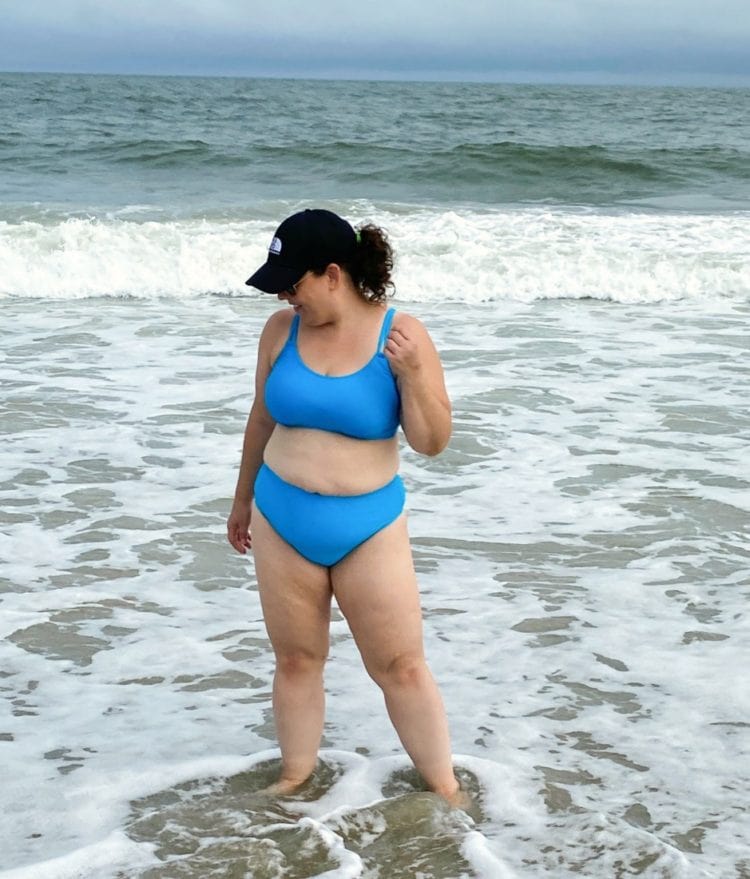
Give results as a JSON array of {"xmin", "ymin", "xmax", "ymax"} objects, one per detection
[{"xmin": 285, "ymin": 272, "xmax": 309, "ymax": 297}]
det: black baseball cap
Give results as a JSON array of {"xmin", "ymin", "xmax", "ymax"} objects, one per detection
[{"xmin": 246, "ymin": 209, "xmax": 357, "ymax": 294}]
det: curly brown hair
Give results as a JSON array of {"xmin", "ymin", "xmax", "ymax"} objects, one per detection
[
  {"xmin": 346, "ymin": 224, "xmax": 395, "ymax": 302},
  {"xmin": 308, "ymin": 221, "xmax": 395, "ymax": 302}
]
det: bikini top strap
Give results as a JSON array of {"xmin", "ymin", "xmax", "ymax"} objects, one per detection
[
  {"xmin": 288, "ymin": 314, "xmax": 300, "ymax": 344},
  {"xmin": 377, "ymin": 308, "xmax": 396, "ymax": 353}
]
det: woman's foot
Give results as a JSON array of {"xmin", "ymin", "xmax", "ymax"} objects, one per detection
[
  {"xmin": 258, "ymin": 774, "xmax": 309, "ymax": 796},
  {"xmin": 434, "ymin": 776, "xmax": 472, "ymax": 810}
]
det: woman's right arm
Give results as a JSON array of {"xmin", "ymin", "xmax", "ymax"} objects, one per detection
[{"xmin": 227, "ymin": 310, "xmax": 289, "ymax": 554}]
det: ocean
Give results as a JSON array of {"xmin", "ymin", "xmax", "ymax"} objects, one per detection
[{"xmin": 1, "ymin": 73, "xmax": 748, "ymax": 878}]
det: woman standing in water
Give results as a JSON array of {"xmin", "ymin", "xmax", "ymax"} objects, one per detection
[{"xmin": 227, "ymin": 208, "xmax": 460, "ymax": 803}]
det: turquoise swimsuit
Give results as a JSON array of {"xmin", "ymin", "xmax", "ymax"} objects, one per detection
[{"xmin": 254, "ymin": 308, "xmax": 404, "ymax": 566}]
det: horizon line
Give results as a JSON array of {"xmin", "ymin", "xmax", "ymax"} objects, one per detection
[{"xmin": 2, "ymin": 67, "xmax": 750, "ymax": 89}]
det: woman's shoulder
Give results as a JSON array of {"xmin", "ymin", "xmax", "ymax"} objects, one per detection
[
  {"xmin": 391, "ymin": 309, "xmax": 430, "ymax": 339},
  {"xmin": 265, "ymin": 307, "xmax": 295, "ymax": 330},
  {"xmin": 261, "ymin": 308, "xmax": 294, "ymax": 340},
  {"xmin": 258, "ymin": 308, "xmax": 295, "ymax": 363}
]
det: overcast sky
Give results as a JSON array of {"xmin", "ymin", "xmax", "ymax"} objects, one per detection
[{"xmin": 2, "ymin": 0, "xmax": 749, "ymax": 85}]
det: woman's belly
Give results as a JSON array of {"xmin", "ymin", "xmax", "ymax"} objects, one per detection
[{"xmin": 263, "ymin": 425, "xmax": 399, "ymax": 495}]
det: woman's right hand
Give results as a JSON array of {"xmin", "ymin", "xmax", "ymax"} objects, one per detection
[{"xmin": 227, "ymin": 500, "xmax": 252, "ymax": 554}]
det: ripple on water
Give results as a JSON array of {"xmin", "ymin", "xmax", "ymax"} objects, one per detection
[
  {"xmin": 123, "ymin": 761, "xmax": 345, "ymax": 879},
  {"xmin": 121, "ymin": 759, "xmax": 487, "ymax": 879}
]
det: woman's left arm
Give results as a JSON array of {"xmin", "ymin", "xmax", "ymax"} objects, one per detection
[{"xmin": 384, "ymin": 313, "xmax": 452, "ymax": 456}]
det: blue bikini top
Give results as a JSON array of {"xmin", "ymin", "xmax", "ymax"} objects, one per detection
[{"xmin": 265, "ymin": 308, "xmax": 401, "ymax": 440}]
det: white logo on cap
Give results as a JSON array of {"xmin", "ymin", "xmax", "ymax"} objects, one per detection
[{"xmin": 269, "ymin": 236, "xmax": 282, "ymax": 255}]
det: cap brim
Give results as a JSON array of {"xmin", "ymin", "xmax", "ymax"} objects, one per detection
[{"xmin": 245, "ymin": 262, "xmax": 303, "ymax": 294}]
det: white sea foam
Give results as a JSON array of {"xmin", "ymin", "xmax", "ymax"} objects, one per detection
[
  {"xmin": 0, "ymin": 833, "xmax": 156, "ymax": 879},
  {"xmin": 1, "ymin": 295, "xmax": 748, "ymax": 877},
  {"xmin": 1, "ymin": 205, "xmax": 748, "ymax": 302}
]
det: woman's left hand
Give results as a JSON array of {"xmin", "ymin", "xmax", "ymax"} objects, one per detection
[
  {"xmin": 383, "ymin": 325, "xmax": 423, "ymax": 380},
  {"xmin": 382, "ymin": 314, "xmax": 452, "ymax": 456}
]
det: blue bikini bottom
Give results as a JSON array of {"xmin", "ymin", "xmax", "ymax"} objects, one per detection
[{"xmin": 253, "ymin": 463, "xmax": 406, "ymax": 567}]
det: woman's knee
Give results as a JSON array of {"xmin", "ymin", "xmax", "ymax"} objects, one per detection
[
  {"xmin": 275, "ymin": 649, "xmax": 327, "ymax": 679},
  {"xmin": 368, "ymin": 652, "xmax": 428, "ymax": 690}
]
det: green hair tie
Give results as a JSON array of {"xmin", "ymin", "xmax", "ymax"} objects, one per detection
[{"xmin": 355, "ymin": 231, "xmax": 361, "ymax": 244}]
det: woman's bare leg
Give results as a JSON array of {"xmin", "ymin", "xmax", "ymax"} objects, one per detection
[
  {"xmin": 330, "ymin": 514, "xmax": 460, "ymax": 801},
  {"xmin": 251, "ymin": 504, "xmax": 333, "ymax": 790}
]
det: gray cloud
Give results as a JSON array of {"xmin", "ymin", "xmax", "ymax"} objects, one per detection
[{"xmin": 2, "ymin": 0, "xmax": 749, "ymax": 84}]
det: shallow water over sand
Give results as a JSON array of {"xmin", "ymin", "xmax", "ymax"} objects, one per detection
[{"xmin": 1, "ymin": 295, "xmax": 748, "ymax": 878}]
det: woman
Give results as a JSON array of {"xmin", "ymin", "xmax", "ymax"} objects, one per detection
[{"xmin": 227, "ymin": 208, "xmax": 460, "ymax": 803}]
